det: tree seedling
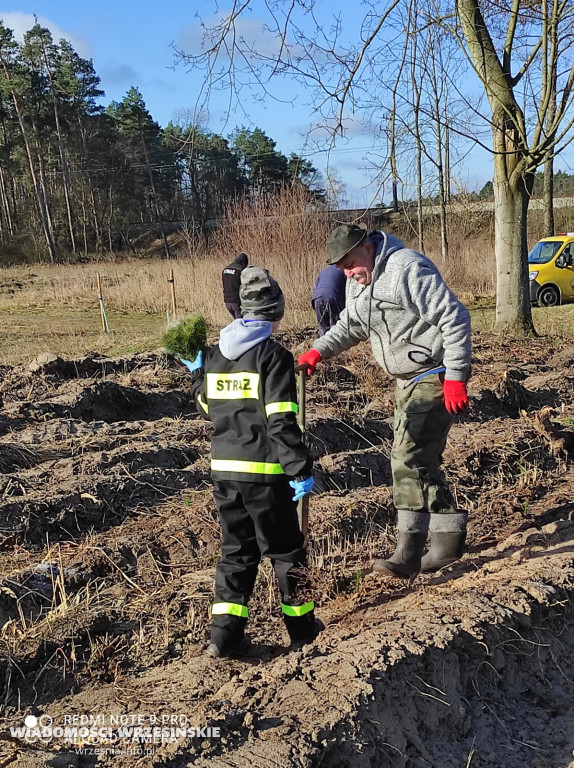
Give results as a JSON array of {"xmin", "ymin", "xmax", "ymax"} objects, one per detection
[{"xmin": 162, "ymin": 314, "xmax": 208, "ymax": 360}]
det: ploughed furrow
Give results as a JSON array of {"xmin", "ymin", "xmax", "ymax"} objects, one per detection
[
  {"xmin": 154, "ymin": 521, "xmax": 574, "ymax": 768},
  {"xmin": 5, "ymin": 517, "xmax": 571, "ymax": 768},
  {"xmin": 0, "ymin": 438, "xmax": 208, "ymax": 542},
  {"xmin": 2, "ymin": 342, "xmax": 574, "ymax": 768}
]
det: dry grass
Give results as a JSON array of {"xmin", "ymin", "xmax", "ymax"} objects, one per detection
[
  {"xmin": 2, "ymin": 188, "xmax": 574, "ymax": 366},
  {"xmin": 0, "ymin": 444, "xmax": 43, "ymax": 473},
  {"xmin": 0, "ymin": 305, "xmax": 167, "ymax": 365},
  {"xmin": 207, "ymin": 186, "xmax": 333, "ymax": 321}
]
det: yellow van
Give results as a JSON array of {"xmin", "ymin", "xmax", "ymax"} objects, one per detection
[{"xmin": 528, "ymin": 233, "xmax": 574, "ymax": 306}]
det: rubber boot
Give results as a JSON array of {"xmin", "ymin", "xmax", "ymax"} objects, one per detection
[
  {"xmin": 373, "ymin": 510, "xmax": 429, "ymax": 580},
  {"xmin": 420, "ymin": 512, "xmax": 468, "ymax": 573},
  {"xmin": 285, "ymin": 614, "xmax": 325, "ymax": 650},
  {"xmin": 206, "ymin": 636, "xmax": 251, "ymax": 658},
  {"xmin": 206, "ymin": 613, "xmax": 248, "ymax": 658}
]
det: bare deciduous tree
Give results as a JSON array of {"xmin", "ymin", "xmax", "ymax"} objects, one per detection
[
  {"xmin": 175, "ymin": 0, "xmax": 574, "ymax": 335},
  {"xmin": 455, "ymin": 0, "xmax": 574, "ymax": 333}
]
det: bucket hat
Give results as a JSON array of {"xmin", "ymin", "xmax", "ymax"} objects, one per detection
[{"xmin": 326, "ymin": 223, "xmax": 368, "ymax": 264}]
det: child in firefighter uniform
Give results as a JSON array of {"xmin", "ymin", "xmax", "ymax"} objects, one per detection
[{"xmin": 185, "ymin": 266, "xmax": 322, "ymax": 658}]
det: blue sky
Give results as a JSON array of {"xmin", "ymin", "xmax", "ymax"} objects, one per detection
[
  {"xmin": 4, "ymin": 2, "xmax": 568, "ymax": 206},
  {"xmin": 2, "ymin": 2, "xmax": 397, "ymax": 205}
]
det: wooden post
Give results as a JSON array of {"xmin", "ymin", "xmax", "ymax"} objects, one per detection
[
  {"xmin": 168, "ymin": 268, "xmax": 177, "ymax": 317},
  {"xmin": 96, "ymin": 272, "xmax": 110, "ymax": 333},
  {"xmin": 297, "ymin": 369, "xmax": 309, "ymax": 537}
]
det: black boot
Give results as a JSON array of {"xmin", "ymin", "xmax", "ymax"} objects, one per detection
[
  {"xmin": 420, "ymin": 531, "xmax": 466, "ymax": 573},
  {"xmin": 206, "ymin": 636, "xmax": 251, "ymax": 658},
  {"xmin": 206, "ymin": 613, "xmax": 248, "ymax": 658},
  {"xmin": 283, "ymin": 611, "xmax": 325, "ymax": 650},
  {"xmin": 373, "ymin": 531, "xmax": 428, "ymax": 579},
  {"xmin": 287, "ymin": 617, "xmax": 325, "ymax": 650}
]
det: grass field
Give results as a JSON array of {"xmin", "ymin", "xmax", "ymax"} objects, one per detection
[
  {"xmin": 0, "ymin": 307, "xmax": 166, "ymax": 365},
  {"xmin": 1, "ymin": 259, "xmax": 574, "ymax": 365}
]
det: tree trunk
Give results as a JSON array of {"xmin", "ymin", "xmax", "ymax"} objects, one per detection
[
  {"xmin": 456, "ymin": 0, "xmax": 536, "ymax": 337},
  {"xmin": 88, "ymin": 186, "xmax": 100, "ymax": 253},
  {"xmin": 437, "ymin": 137, "xmax": 448, "ymax": 262},
  {"xmin": 0, "ymin": 54, "xmax": 57, "ymax": 260},
  {"xmin": 391, "ymin": 180, "xmax": 398, "ymax": 213},
  {"xmin": 415, "ymin": 111, "xmax": 424, "ymax": 253},
  {"xmin": 53, "ymin": 102, "xmax": 76, "ymax": 253},
  {"xmin": 41, "ymin": 44, "xmax": 76, "ymax": 254},
  {"xmin": 34, "ymin": 135, "xmax": 58, "ymax": 254},
  {"xmin": 187, "ymin": 157, "xmax": 204, "ymax": 227},
  {"xmin": 542, "ymin": 0, "xmax": 557, "ymax": 238},
  {"xmin": 408, "ymin": 0, "xmax": 424, "ymax": 252},
  {"xmin": 543, "ymin": 156, "xmax": 554, "ymax": 236},
  {"xmin": 12, "ymin": 102, "xmax": 57, "ymax": 260},
  {"xmin": 107, "ymin": 186, "xmax": 114, "ymax": 253},
  {"xmin": 140, "ymin": 131, "xmax": 172, "ymax": 258},
  {"xmin": 76, "ymin": 116, "xmax": 101, "ymax": 253},
  {"xmin": 444, "ymin": 105, "xmax": 451, "ymax": 204},
  {"xmin": 389, "ymin": 86, "xmax": 400, "ymax": 214},
  {"xmin": 430, "ymin": 49, "xmax": 448, "ymax": 261},
  {"xmin": 0, "ymin": 119, "xmax": 15, "ymax": 236},
  {"xmin": 493, "ymin": 171, "xmax": 535, "ymax": 334},
  {"xmin": 0, "ymin": 166, "xmax": 14, "ymax": 236},
  {"xmin": 79, "ymin": 185, "xmax": 88, "ymax": 257}
]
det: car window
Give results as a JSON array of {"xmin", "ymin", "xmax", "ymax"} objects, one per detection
[
  {"xmin": 528, "ymin": 241, "xmax": 562, "ymax": 264},
  {"xmin": 562, "ymin": 244, "xmax": 574, "ymax": 265}
]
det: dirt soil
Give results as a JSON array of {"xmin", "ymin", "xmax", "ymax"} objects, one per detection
[{"xmin": 0, "ymin": 331, "xmax": 574, "ymax": 767}]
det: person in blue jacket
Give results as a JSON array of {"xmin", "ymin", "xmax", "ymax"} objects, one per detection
[{"xmin": 312, "ymin": 264, "xmax": 346, "ymax": 335}]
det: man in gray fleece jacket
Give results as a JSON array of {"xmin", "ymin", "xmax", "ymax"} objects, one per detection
[{"xmin": 298, "ymin": 223, "xmax": 472, "ymax": 579}]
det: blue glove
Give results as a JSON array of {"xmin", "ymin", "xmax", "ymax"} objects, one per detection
[
  {"xmin": 289, "ymin": 476, "xmax": 314, "ymax": 502},
  {"xmin": 179, "ymin": 350, "xmax": 203, "ymax": 373}
]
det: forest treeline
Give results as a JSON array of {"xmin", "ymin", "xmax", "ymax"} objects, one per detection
[
  {"xmin": 0, "ymin": 22, "xmax": 324, "ymax": 263},
  {"xmin": 475, "ymin": 172, "xmax": 574, "ymax": 201},
  {"xmin": 416, "ymin": 171, "xmax": 574, "ymax": 206}
]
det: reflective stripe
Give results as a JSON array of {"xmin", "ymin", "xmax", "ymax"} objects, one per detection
[
  {"xmin": 211, "ymin": 602, "xmax": 248, "ymax": 618},
  {"xmin": 206, "ymin": 372, "xmax": 260, "ymax": 400},
  {"xmin": 211, "ymin": 459, "xmax": 284, "ymax": 475},
  {"xmin": 197, "ymin": 394, "xmax": 209, "ymax": 414},
  {"xmin": 265, "ymin": 401, "xmax": 298, "ymax": 417},
  {"xmin": 281, "ymin": 601, "xmax": 314, "ymax": 617}
]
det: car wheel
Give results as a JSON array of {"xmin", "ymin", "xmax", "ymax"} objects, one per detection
[{"xmin": 538, "ymin": 285, "xmax": 560, "ymax": 307}]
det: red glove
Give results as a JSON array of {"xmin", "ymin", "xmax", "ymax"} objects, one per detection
[
  {"xmin": 443, "ymin": 380, "xmax": 469, "ymax": 414},
  {"xmin": 297, "ymin": 349, "xmax": 322, "ymax": 376}
]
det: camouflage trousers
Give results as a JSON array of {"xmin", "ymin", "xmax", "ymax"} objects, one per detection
[{"xmin": 390, "ymin": 373, "xmax": 457, "ymax": 514}]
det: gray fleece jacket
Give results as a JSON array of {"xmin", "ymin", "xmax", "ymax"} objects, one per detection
[{"xmin": 313, "ymin": 232, "xmax": 471, "ymax": 386}]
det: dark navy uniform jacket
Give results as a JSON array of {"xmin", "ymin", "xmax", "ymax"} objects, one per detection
[
  {"xmin": 312, "ymin": 265, "xmax": 346, "ymax": 306},
  {"xmin": 190, "ymin": 321, "xmax": 312, "ymax": 484}
]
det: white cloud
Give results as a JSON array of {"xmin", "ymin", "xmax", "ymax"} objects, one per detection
[
  {"xmin": 0, "ymin": 11, "xmax": 92, "ymax": 57},
  {"xmin": 308, "ymin": 114, "xmax": 376, "ymax": 141},
  {"xmin": 178, "ymin": 11, "xmax": 304, "ymax": 61}
]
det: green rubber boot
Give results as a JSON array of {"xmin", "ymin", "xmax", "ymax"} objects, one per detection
[
  {"xmin": 373, "ymin": 510, "xmax": 430, "ymax": 580},
  {"xmin": 420, "ymin": 513, "xmax": 468, "ymax": 573}
]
